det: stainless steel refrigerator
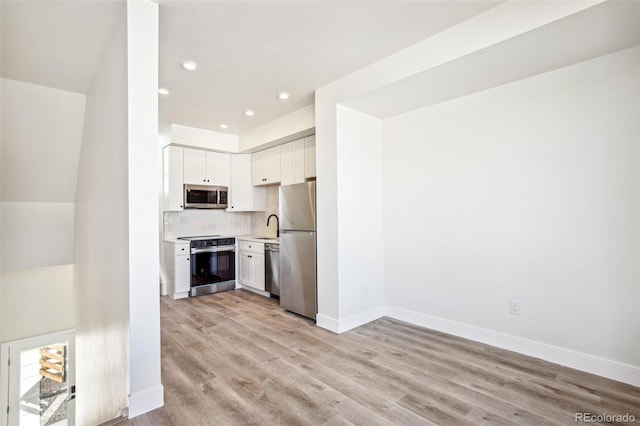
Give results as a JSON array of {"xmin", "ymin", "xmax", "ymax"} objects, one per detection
[{"xmin": 279, "ymin": 181, "xmax": 316, "ymax": 320}]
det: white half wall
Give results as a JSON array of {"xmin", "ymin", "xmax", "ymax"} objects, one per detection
[{"xmin": 382, "ymin": 47, "xmax": 640, "ymax": 385}]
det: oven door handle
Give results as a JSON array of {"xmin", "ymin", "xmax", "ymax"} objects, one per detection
[{"xmin": 191, "ymin": 246, "xmax": 236, "ymax": 254}]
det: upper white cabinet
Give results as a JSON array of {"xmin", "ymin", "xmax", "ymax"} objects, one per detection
[
  {"xmin": 183, "ymin": 148, "xmax": 230, "ymax": 186},
  {"xmin": 228, "ymin": 154, "xmax": 266, "ymax": 211},
  {"xmin": 252, "ymin": 146, "xmax": 281, "ymax": 186},
  {"xmin": 281, "ymin": 138, "xmax": 306, "ymax": 186},
  {"xmin": 305, "ymin": 135, "xmax": 316, "ymax": 179},
  {"xmin": 163, "ymin": 145, "xmax": 184, "ymax": 211}
]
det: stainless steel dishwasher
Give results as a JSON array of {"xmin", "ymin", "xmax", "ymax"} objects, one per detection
[{"xmin": 265, "ymin": 243, "xmax": 280, "ymax": 296}]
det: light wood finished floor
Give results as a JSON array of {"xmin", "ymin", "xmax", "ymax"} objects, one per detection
[{"xmin": 123, "ymin": 290, "xmax": 640, "ymax": 425}]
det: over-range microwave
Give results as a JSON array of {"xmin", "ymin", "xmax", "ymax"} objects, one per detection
[{"xmin": 184, "ymin": 184, "xmax": 228, "ymax": 209}]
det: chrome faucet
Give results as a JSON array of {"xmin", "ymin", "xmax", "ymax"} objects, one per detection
[{"xmin": 267, "ymin": 214, "xmax": 279, "ymax": 237}]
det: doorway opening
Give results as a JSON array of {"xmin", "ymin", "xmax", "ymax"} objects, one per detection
[{"xmin": 1, "ymin": 330, "xmax": 75, "ymax": 426}]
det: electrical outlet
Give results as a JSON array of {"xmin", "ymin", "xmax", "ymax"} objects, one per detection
[{"xmin": 509, "ymin": 300, "xmax": 520, "ymax": 316}]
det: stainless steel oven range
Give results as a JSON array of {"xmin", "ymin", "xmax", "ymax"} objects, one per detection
[{"xmin": 178, "ymin": 235, "xmax": 236, "ymax": 297}]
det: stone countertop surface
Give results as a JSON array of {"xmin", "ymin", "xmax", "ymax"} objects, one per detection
[
  {"xmin": 236, "ymin": 235, "xmax": 279, "ymax": 244},
  {"xmin": 165, "ymin": 235, "xmax": 280, "ymax": 244}
]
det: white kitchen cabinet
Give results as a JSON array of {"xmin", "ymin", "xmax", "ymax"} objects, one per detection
[
  {"xmin": 183, "ymin": 148, "xmax": 230, "ymax": 186},
  {"xmin": 305, "ymin": 135, "xmax": 316, "ymax": 179},
  {"xmin": 174, "ymin": 252, "xmax": 191, "ymax": 295},
  {"xmin": 163, "ymin": 145, "xmax": 184, "ymax": 211},
  {"xmin": 228, "ymin": 154, "xmax": 266, "ymax": 211},
  {"xmin": 238, "ymin": 240, "xmax": 265, "ymax": 291},
  {"xmin": 206, "ymin": 151, "xmax": 231, "ymax": 186},
  {"xmin": 251, "ymin": 146, "xmax": 281, "ymax": 186},
  {"xmin": 281, "ymin": 138, "xmax": 306, "ymax": 186},
  {"xmin": 163, "ymin": 241, "xmax": 191, "ymax": 299}
]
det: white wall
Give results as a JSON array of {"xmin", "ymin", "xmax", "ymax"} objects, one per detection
[
  {"xmin": 0, "ymin": 79, "xmax": 85, "ymax": 203},
  {"xmin": 162, "ymin": 123, "xmax": 238, "ymax": 152},
  {"xmin": 335, "ymin": 106, "xmax": 384, "ymax": 327},
  {"xmin": 1, "ymin": 265, "xmax": 74, "ymax": 342},
  {"xmin": 315, "ymin": 92, "xmax": 340, "ymax": 323},
  {"xmin": 0, "ymin": 79, "xmax": 85, "ymax": 343},
  {"xmin": 383, "ymin": 47, "xmax": 639, "ymax": 384},
  {"xmin": 1, "ymin": 202, "xmax": 74, "ymax": 270},
  {"xmin": 126, "ymin": 0, "xmax": 163, "ymax": 417},
  {"xmin": 238, "ymin": 104, "xmax": 315, "ymax": 152},
  {"xmin": 75, "ymin": 2, "xmax": 163, "ymax": 422},
  {"xmin": 74, "ymin": 5, "xmax": 130, "ymax": 423},
  {"xmin": 314, "ymin": 1, "xmax": 603, "ymax": 335}
]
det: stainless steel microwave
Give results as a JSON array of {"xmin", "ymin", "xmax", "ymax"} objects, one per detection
[{"xmin": 184, "ymin": 184, "xmax": 228, "ymax": 209}]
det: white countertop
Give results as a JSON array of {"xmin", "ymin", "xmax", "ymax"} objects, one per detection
[
  {"xmin": 166, "ymin": 235, "xmax": 279, "ymax": 244},
  {"xmin": 236, "ymin": 235, "xmax": 279, "ymax": 244}
]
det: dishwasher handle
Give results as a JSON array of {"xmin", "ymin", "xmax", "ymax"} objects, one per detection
[{"xmin": 265, "ymin": 244, "xmax": 280, "ymax": 252}]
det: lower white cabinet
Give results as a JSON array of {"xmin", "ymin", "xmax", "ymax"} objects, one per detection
[
  {"xmin": 238, "ymin": 240, "xmax": 265, "ymax": 291},
  {"xmin": 163, "ymin": 241, "xmax": 191, "ymax": 299}
]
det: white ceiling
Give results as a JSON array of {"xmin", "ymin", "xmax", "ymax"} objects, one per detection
[
  {"xmin": 343, "ymin": 0, "xmax": 640, "ymax": 118},
  {"xmin": 1, "ymin": 0, "xmax": 125, "ymax": 94},
  {"xmin": 1, "ymin": 0, "xmax": 502, "ymax": 135}
]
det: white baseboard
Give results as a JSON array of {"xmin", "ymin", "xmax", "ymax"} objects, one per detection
[
  {"xmin": 236, "ymin": 284, "xmax": 271, "ymax": 298},
  {"xmin": 316, "ymin": 314, "xmax": 339, "ymax": 333},
  {"xmin": 316, "ymin": 306, "xmax": 386, "ymax": 334},
  {"xmin": 128, "ymin": 384, "xmax": 164, "ymax": 419},
  {"xmin": 386, "ymin": 305, "xmax": 640, "ymax": 387},
  {"xmin": 337, "ymin": 305, "xmax": 386, "ymax": 333}
]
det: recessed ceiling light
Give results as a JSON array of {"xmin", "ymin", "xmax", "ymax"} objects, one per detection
[
  {"xmin": 181, "ymin": 61, "xmax": 198, "ymax": 71},
  {"xmin": 244, "ymin": 110, "xmax": 255, "ymax": 117},
  {"xmin": 277, "ymin": 92, "xmax": 290, "ymax": 100},
  {"xmin": 219, "ymin": 124, "xmax": 228, "ymax": 129},
  {"xmin": 158, "ymin": 88, "xmax": 170, "ymax": 95}
]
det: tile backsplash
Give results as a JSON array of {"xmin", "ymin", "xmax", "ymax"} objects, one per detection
[
  {"xmin": 163, "ymin": 209, "xmax": 252, "ymax": 240},
  {"xmin": 163, "ymin": 186, "xmax": 280, "ymax": 240},
  {"xmin": 251, "ymin": 186, "xmax": 279, "ymax": 238}
]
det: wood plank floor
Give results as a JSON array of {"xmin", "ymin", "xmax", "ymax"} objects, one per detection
[{"xmin": 123, "ymin": 289, "xmax": 640, "ymax": 425}]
